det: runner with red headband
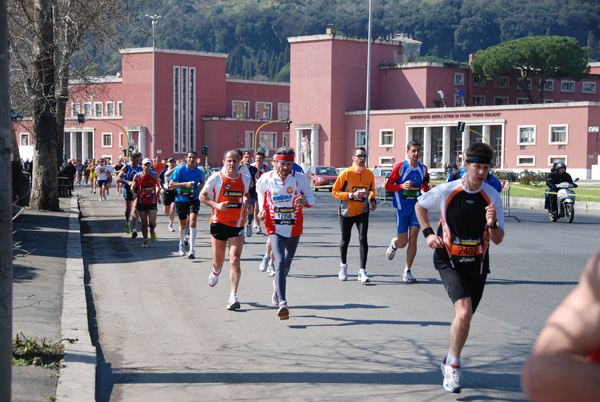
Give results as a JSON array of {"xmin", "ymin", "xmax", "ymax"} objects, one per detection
[{"xmin": 256, "ymin": 147, "xmax": 315, "ymax": 320}]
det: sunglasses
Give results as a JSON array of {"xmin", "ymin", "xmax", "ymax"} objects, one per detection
[{"xmin": 354, "ymin": 154, "xmax": 367, "ymax": 158}]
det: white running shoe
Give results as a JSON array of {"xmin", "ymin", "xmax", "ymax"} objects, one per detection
[
  {"xmin": 403, "ymin": 270, "xmax": 417, "ymax": 283},
  {"xmin": 256, "ymin": 226, "xmax": 262, "ymax": 235},
  {"xmin": 168, "ymin": 224, "xmax": 175, "ymax": 232},
  {"xmin": 358, "ymin": 269, "xmax": 370, "ymax": 283},
  {"xmin": 441, "ymin": 360, "xmax": 462, "ymax": 393},
  {"xmin": 178, "ymin": 242, "xmax": 185, "ymax": 256},
  {"xmin": 246, "ymin": 224, "xmax": 252, "ymax": 237},
  {"xmin": 208, "ymin": 269, "xmax": 220, "ymax": 287},
  {"xmin": 259, "ymin": 256, "xmax": 269, "ymax": 272},
  {"xmin": 226, "ymin": 296, "xmax": 240, "ymax": 311},
  {"xmin": 187, "ymin": 251, "xmax": 195, "ymax": 260},
  {"xmin": 338, "ymin": 263, "xmax": 348, "ymax": 281},
  {"xmin": 386, "ymin": 237, "xmax": 398, "ymax": 260},
  {"xmin": 268, "ymin": 261, "xmax": 275, "ymax": 276}
]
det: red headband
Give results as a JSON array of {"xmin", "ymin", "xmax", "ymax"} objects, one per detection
[
  {"xmin": 243, "ymin": 152, "xmax": 251, "ymax": 157},
  {"xmin": 274, "ymin": 154, "xmax": 295, "ymax": 162}
]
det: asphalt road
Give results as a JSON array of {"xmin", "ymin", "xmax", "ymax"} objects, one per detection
[{"xmin": 79, "ymin": 188, "xmax": 600, "ymax": 401}]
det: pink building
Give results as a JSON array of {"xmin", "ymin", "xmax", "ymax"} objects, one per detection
[
  {"xmin": 17, "ymin": 48, "xmax": 290, "ymax": 166},
  {"xmin": 288, "ymin": 30, "xmax": 600, "ymax": 179}
]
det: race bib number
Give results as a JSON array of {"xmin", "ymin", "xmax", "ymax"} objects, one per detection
[
  {"xmin": 448, "ymin": 237, "xmax": 484, "ymax": 266},
  {"xmin": 402, "ymin": 187, "xmax": 420, "ymax": 200},
  {"xmin": 351, "ymin": 186, "xmax": 368, "ymax": 202},
  {"xmin": 141, "ymin": 186, "xmax": 154, "ymax": 199},
  {"xmin": 224, "ymin": 190, "xmax": 243, "ymax": 209},
  {"xmin": 274, "ymin": 206, "xmax": 295, "ymax": 225}
]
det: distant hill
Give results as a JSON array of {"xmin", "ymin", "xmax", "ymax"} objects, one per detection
[{"xmin": 87, "ymin": 0, "xmax": 600, "ymax": 80}]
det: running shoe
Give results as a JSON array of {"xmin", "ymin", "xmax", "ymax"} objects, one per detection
[
  {"xmin": 208, "ymin": 269, "xmax": 220, "ymax": 287},
  {"xmin": 142, "ymin": 240, "xmax": 149, "ymax": 248},
  {"xmin": 125, "ymin": 224, "xmax": 131, "ymax": 234},
  {"xmin": 268, "ymin": 261, "xmax": 276, "ymax": 276},
  {"xmin": 386, "ymin": 237, "xmax": 398, "ymax": 260},
  {"xmin": 440, "ymin": 359, "xmax": 462, "ymax": 393},
  {"xmin": 168, "ymin": 224, "xmax": 175, "ymax": 232},
  {"xmin": 271, "ymin": 280, "xmax": 278, "ymax": 306},
  {"xmin": 256, "ymin": 226, "xmax": 262, "ymax": 235},
  {"xmin": 358, "ymin": 269, "xmax": 370, "ymax": 283},
  {"xmin": 99, "ymin": 197, "xmax": 103, "ymax": 202},
  {"xmin": 338, "ymin": 263, "xmax": 348, "ymax": 281},
  {"xmin": 178, "ymin": 242, "xmax": 185, "ymax": 256},
  {"xmin": 131, "ymin": 230, "xmax": 138, "ymax": 239},
  {"xmin": 226, "ymin": 296, "xmax": 241, "ymax": 311},
  {"xmin": 187, "ymin": 251, "xmax": 195, "ymax": 260},
  {"xmin": 278, "ymin": 302, "xmax": 289, "ymax": 320},
  {"xmin": 246, "ymin": 224, "xmax": 252, "ymax": 237},
  {"xmin": 150, "ymin": 231, "xmax": 157, "ymax": 242},
  {"xmin": 403, "ymin": 270, "xmax": 417, "ymax": 283},
  {"xmin": 259, "ymin": 256, "xmax": 269, "ymax": 272}
]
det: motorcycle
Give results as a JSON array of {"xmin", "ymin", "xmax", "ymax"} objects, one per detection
[{"xmin": 547, "ymin": 178, "xmax": 578, "ymax": 223}]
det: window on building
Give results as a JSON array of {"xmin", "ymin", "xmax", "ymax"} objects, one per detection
[
  {"xmin": 517, "ymin": 77, "xmax": 532, "ymax": 90},
  {"xmin": 245, "ymin": 131, "xmax": 254, "ymax": 149},
  {"xmin": 95, "ymin": 102, "xmax": 103, "ymax": 117},
  {"xmin": 430, "ymin": 127, "xmax": 443, "ymax": 168},
  {"xmin": 517, "ymin": 98, "xmax": 530, "ymax": 104},
  {"xmin": 102, "ymin": 133, "xmax": 112, "ymax": 147},
  {"xmin": 106, "ymin": 102, "xmax": 115, "ymax": 117},
  {"xmin": 473, "ymin": 76, "xmax": 486, "ymax": 87},
  {"xmin": 517, "ymin": 156, "xmax": 535, "ymax": 166},
  {"xmin": 379, "ymin": 157, "xmax": 394, "ymax": 166},
  {"xmin": 118, "ymin": 102, "xmax": 123, "ymax": 116},
  {"xmin": 491, "ymin": 125, "xmax": 503, "ymax": 167},
  {"xmin": 472, "ymin": 95, "xmax": 485, "ymax": 106},
  {"xmin": 278, "ymin": 103, "xmax": 290, "ymax": 119},
  {"xmin": 543, "ymin": 79, "xmax": 554, "ymax": 92},
  {"xmin": 454, "ymin": 72, "xmax": 464, "ymax": 86},
  {"xmin": 518, "ymin": 126, "xmax": 536, "ymax": 145},
  {"xmin": 494, "ymin": 97, "xmax": 509, "ymax": 105},
  {"xmin": 255, "ymin": 102, "xmax": 272, "ymax": 119},
  {"xmin": 282, "ymin": 132, "xmax": 290, "ymax": 147},
  {"xmin": 549, "ymin": 156, "xmax": 567, "ymax": 166},
  {"xmin": 380, "ymin": 129, "xmax": 394, "ymax": 147},
  {"xmin": 173, "ymin": 66, "xmax": 196, "ymax": 154},
  {"xmin": 84, "ymin": 103, "xmax": 92, "ymax": 117},
  {"xmin": 233, "ymin": 101, "xmax": 249, "ymax": 119},
  {"xmin": 72, "ymin": 103, "xmax": 80, "ymax": 117},
  {"xmin": 582, "ymin": 82, "xmax": 596, "ymax": 94},
  {"xmin": 411, "ymin": 127, "xmax": 424, "ymax": 146},
  {"xmin": 561, "ymin": 80, "xmax": 575, "ymax": 93},
  {"xmin": 355, "ymin": 130, "xmax": 366, "ymax": 147},
  {"xmin": 543, "ymin": 99, "xmax": 554, "ymax": 103},
  {"xmin": 259, "ymin": 131, "xmax": 277, "ymax": 153},
  {"xmin": 450, "ymin": 126, "xmax": 462, "ymax": 166},
  {"xmin": 101, "ymin": 156, "xmax": 112, "ymax": 164},
  {"xmin": 494, "ymin": 76, "xmax": 509, "ymax": 88},
  {"xmin": 119, "ymin": 132, "xmax": 123, "ymax": 148},
  {"xmin": 469, "ymin": 126, "xmax": 484, "ymax": 145},
  {"xmin": 549, "ymin": 125, "xmax": 568, "ymax": 144},
  {"xmin": 20, "ymin": 133, "xmax": 29, "ymax": 146}
]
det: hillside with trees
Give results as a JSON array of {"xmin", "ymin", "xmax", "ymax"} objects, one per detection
[{"xmin": 86, "ymin": 0, "xmax": 600, "ymax": 81}]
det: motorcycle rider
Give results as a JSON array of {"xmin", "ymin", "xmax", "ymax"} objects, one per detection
[{"xmin": 545, "ymin": 161, "xmax": 576, "ymax": 215}]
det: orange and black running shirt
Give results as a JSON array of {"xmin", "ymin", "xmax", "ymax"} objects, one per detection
[
  {"xmin": 417, "ymin": 179, "xmax": 504, "ymax": 274},
  {"xmin": 202, "ymin": 170, "xmax": 250, "ymax": 227},
  {"xmin": 135, "ymin": 171, "xmax": 159, "ymax": 205}
]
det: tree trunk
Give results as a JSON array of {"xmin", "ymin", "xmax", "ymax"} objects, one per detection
[{"xmin": 29, "ymin": 0, "xmax": 59, "ymax": 211}]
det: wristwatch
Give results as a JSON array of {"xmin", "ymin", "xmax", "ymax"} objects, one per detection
[{"xmin": 489, "ymin": 220, "xmax": 498, "ymax": 229}]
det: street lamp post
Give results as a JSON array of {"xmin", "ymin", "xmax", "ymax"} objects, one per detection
[
  {"xmin": 365, "ymin": 0, "xmax": 372, "ymax": 167},
  {"xmin": 146, "ymin": 14, "xmax": 160, "ymax": 159}
]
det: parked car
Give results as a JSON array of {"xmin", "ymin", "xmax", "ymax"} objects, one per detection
[
  {"xmin": 429, "ymin": 171, "xmax": 444, "ymax": 181},
  {"xmin": 307, "ymin": 166, "xmax": 338, "ymax": 191}
]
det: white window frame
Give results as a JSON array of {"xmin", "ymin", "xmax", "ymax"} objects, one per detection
[
  {"xmin": 582, "ymin": 82, "xmax": 596, "ymax": 94},
  {"xmin": 355, "ymin": 130, "xmax": 366, "ymax": 147},
  {"xmin": 494, "ymin": 76, "xmax": 509, "ymax": 88},
  {"xmin": 379, "ymin": 129, "xmax": 395, "ymax": 147},
  {"xmin": 454, "ymin": 72, "xmax": 465, "ymax": 86},
  {"xmin": 543, "ymin": 99, "xmax": 554, "ymax": 103},
  {"xmin": 94, "ymin": 102, "xmax": 103, "ymax": 117},
  {"xmin": 255, "ymin": 102, "xmax": 272, "ymax": 120},
  {"xmin": 473, "ymin": 76, "xmax": 486, "ymax": 87},
  {"xmin": 117, "ymin": 101, "xmax": 123, "ymax": 116},
  {"xmin": 549, "ymin": 125, "xmax": 568, "ymax": 145},
  {"xmin": 472, "ymin": 95, "xmax": 485, "ymax": 106},
  {"xmin": 518, "ymin": 126, "xmax": 536, "ymax": 146},
  {"xmin": 245, "ymin": 131, "xmax": 254, "ymax": 149},
  {"xmin": 517, "ymin": 156, "xmax": 535, "ymax": 166},
  {"xmin": 277, "ymin": 103, "xmax": 290, "ymax": 119},
  {"xmin": 517, "ymin": 77, "xmax": 532, "ymax": 90},
  {"xmin": 548, "ymin": 155, "xmax": 567, "ymax": 167},
  {"xmin": 259, "ymin": 131, "xmax": 277, "ymax": 154},
  {"xmin": 379, "ymin": 157, "xmax": 394, "ymax": 166},
  {"xmin": 102, "ymin": 155, "xmax": 113, "ymax": 164},
  {"xmin": 20, "ymin": 133, "xmax": 30, "ymax": 146},
  {"xmin": 72, "ymin": 103, "xmax": 80, "ymax": 117},
  {"xmin": 232, "ymin": 100, "xmax": 250, "ymax": 119},
  {"xmin": 516, "ymin": 98, "xmax": 530, "ymax": 104},
  {"xmin": 119, "ymin": 132, "xmax": 124, "ymax": 148},
  {"xmin": 83, "ymin": 102, "xmax": 92, "ymax": 117},
  {"xmin": 102, "ymin": 132, "xmax": 113, "ymax": 148},
  {"xmin": 493, "ymin": 96, "xmax": 509, "ymax": 105},
  {"xmin": 106, "ymin": 102, "xmax": 115, "ymax": 117},
  {"xmin": 561, "ymin": 80, "xmax": 575, "ymax": 93},
  {"xmin": 282, "ymin": 132, "xmax": 290, "ymax": 147},
  {"xmin": 543, "ymin": 79, "xmax": 554, "ymax": 92}
]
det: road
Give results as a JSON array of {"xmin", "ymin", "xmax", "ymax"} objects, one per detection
[{"xmin": 79, "ymin": 188, "xmax": 600, "ymax": 401}]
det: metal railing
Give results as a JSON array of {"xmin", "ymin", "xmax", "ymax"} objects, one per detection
[{"xmin": 500, "ymin": 180, "xmax": 520, "ymax": 222}]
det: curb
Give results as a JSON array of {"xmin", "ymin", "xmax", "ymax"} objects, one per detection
[
  {"xmin": 508, "ymin": 196, "xmax": 600, "ymax": 215},
  {"xmin": 56, "ymin": 196, "xmax": 95, "ymax": 401}
]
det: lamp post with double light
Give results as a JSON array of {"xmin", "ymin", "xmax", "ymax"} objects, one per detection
[{"xmin": 145, "ymin": 14, "xmax": 160, "ymax": 159}]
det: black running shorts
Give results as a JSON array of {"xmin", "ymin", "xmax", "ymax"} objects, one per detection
[
  {"xmin": 210, "ymin": 222, "xmax": 244, "ymax": 241},
  {"xmin": 435, "ymin": 253, "xmax": 488, "ymax": 313}
]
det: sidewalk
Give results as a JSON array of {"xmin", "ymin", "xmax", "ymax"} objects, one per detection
[{"xmin": 12, "ymin": 194, "xmax": 94, "ymax": 401}]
